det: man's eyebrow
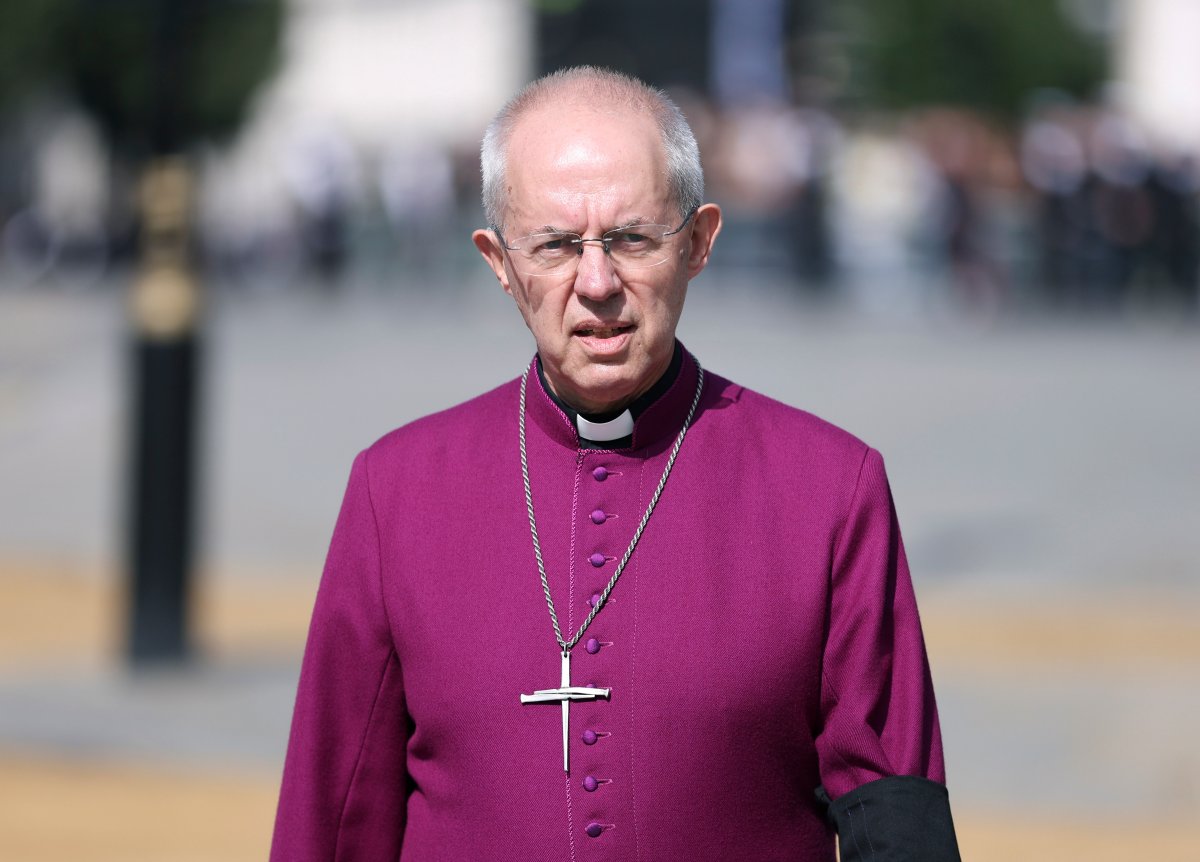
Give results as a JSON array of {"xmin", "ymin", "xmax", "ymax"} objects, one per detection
[
  {"xmin": 525, "ymin": 216, "xmax": 659, "ymax": 235},
  {"xmin": 609, "ymin": 215, "xmax": 658, "ymax": 230}
]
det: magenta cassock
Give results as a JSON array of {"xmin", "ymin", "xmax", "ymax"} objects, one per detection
[{"xmin": 270, "ymin": 347, "xmax": 946, "ymax": 861}]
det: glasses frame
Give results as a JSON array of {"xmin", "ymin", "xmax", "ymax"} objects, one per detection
[{"xmin": 492, "ymin": 206, "xmax": 699, "ymax": 274}]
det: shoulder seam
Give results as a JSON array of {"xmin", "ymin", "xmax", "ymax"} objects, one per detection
[
  {"xmin": 360, "ymin": 447, "xmax": 397, "ymax": 638},
  {"xmin": 830, "ymin": 445, "xmax": 874, "ymax": 568},
  {"xmin": 821, "ymin": 444, "xmax": 875, "ymax": 712}
]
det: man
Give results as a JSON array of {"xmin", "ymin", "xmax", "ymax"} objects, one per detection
[{"xmin": 271, "ymin": 67, "xmax": 960, "ymax": 861}]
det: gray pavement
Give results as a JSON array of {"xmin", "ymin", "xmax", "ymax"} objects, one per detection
[
  {"xmin": 2, "ymin": 271, "xmax": 1199, "ymax": 824},
  {"xmin": 0, "ymin": 657, "xmax": 298, "ymax": 770}
]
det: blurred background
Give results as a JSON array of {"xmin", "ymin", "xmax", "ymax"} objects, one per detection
[{"xmin": 1, "ymin": 0, "xmax": 1197, "ymax": 859}]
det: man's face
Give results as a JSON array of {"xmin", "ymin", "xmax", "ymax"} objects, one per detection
[{"xmin": 474, "ymin": 102, "xmax": 720, "ymax": 414}]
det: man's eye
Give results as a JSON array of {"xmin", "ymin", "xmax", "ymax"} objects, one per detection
[
  {"xmin": 610, "ymin": 230, "xmax": 659, "ymax": 249},
  {"xmin": 533, "ymin": 236, "xmax": 574, "ymax": 254}
]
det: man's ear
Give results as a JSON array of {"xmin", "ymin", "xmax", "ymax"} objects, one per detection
[
  {"xmin": 684, "ymin": 203, "xmax": 722, "ymax": 278},
  {"xmin": 473, "ymin": 229, "xmax": 512, "ymax": 295}
]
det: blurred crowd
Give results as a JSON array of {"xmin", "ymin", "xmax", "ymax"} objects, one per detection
[
  {"xmin": 1, "ymin": 90, "xmax": 1197, "ymax": 318},
  {"xmin": 913, "ymin": 98, "xmax": 1199, "ymax": 316}
]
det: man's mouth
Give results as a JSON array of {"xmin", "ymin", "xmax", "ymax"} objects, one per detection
[{"xmin": 575, "ymin": 325, "xmax": 633, "ymax": 338}]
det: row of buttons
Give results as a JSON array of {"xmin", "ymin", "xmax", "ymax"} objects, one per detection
[{"xmin": 586, "ymin": 462, "xmax": 617, "ymax": 841}]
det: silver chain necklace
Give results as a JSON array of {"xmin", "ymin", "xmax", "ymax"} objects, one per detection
[
  {"xmin": 520, "ymin": 360, "xmax": 705, "ymax": 651},
  {"xmin": 518, "ymin": 359, "xmax": 705, "ymax": 772}
]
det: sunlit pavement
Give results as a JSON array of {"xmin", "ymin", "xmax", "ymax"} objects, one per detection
[{"xmin": 2, "ymin": 271, "xmax": 1199, "ymax": 860}]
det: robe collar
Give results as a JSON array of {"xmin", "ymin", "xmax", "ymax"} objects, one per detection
[{"xmin": 526, "ymin": 342, "xmax": 699, "ymax": 452}]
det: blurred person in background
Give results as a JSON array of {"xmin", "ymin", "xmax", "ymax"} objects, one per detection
[
  {"xmin": 1148, "ymin": 152, "xmax": 1200, "ymax": 309},
  {"xmin": 284, "ymin": 124, "xmax": 358, "ymax": 288},
  {"xmin": 916, "ymin": 110, "xmax": 1010, "ymax": 316},
  {"xmin": 271, "ymin": 66, "xmax": 960, "ymax": 862},
  {"xmin": 1020, "ymin": 106, "xmax": 1091, "ymax": 307},
  {"xmin": 379, "ymin": 141, "xmax": 457, "ymax": 285},
  {"xmin": 1084, "ymin": 112, "xmax": 1156, "ymax": 309}
]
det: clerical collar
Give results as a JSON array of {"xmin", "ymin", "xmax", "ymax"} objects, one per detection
[{"xmin": 535, "ymin": 343, "xmax": 684, "ymax": 449}]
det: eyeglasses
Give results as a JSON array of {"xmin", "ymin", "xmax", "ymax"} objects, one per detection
[{"xmin": 494, "ymin": 207, "xmax": 698, "ymax": 277}]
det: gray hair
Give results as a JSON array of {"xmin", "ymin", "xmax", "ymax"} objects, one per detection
[{"xmin": 480, "ymin": 66, "xmax": 704, "ymax": 231}]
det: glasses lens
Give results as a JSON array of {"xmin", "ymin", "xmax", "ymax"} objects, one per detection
[
  {"xmin": 604, "ymin": 225, "xmax": 672, "ymax": 270},
  {"xmin": 507, "ymin": 232, "xmax": 578, "ymax": 275}
]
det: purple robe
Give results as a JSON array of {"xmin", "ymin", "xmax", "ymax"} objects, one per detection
[{"xmin": 271, "ymin": 348, "xmax": 946, "ymax": 861}]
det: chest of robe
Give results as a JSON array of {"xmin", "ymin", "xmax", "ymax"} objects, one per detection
[{"xmin": 374, "ymin": 368, "xmax": 848, "ymax": 861}]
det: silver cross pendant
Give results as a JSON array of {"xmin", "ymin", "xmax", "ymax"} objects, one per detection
[{"xmin": 520, "ymin": 650, "xmax": 611, "ymax": 772}]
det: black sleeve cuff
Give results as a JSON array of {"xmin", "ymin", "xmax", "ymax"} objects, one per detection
[{"xmin": 815, "ymin": 776, "xmax": 961, "ymax": 862}]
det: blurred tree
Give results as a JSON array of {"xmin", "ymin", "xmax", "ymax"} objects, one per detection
[
  {"xmin": 844, "ymin": 0, "xmax": 1107, "ymax": 119},
  {"xmin": 0, "ymin": 0, "xmax": 73, "ymax": 109},
  {"xmin": 0, "ymin": 0, "xmax": 282, "ymax": 153}
]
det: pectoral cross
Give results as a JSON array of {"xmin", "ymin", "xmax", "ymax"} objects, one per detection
[{"xmin": 520, "ymin": 650, "xmax": 611, "ymax": 772}]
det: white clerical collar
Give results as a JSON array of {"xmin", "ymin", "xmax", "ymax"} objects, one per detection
[
  {"xmin": 575, "ymin": 410, "xmax": 635, "ymax": 443},
  {"xmin": 533, "ymin": 343, "xmax": 684, "ymax": 446}
]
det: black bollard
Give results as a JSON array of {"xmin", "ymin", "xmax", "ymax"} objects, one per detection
[{"xmin": 126, "ymin": 158, "xmax": 201, "ymax": 666}]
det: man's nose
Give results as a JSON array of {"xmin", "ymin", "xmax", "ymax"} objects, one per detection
[{"xmin": 572, "ymin": 242, "xmax": 622, "ymax": 301}]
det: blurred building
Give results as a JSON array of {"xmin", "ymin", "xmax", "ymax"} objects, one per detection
[
  {"xmin": 1117, "ymin": 0, "xmax": 1200, "ymax": 158},
  {"xmin": 266, "ymin": 0, "xmax": 530, "ymax": 144}
]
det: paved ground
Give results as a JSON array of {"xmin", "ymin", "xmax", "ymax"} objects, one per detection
[{"xmin": 2, "ymin": 271, "xmax": 1199, "ymax": 859}]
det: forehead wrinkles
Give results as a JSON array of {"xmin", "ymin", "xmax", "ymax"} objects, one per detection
[{"xmin": 510, "ymin": 190, "xmax": 627, "ymax": 231}]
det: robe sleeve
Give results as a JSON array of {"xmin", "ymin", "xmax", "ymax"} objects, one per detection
[
  {"xmin": 271, "ymin": 450, "xmax": 408, "ymax": 861},
  {"xmin": 815, "ymin": 447, "xmax": 960, "ymax": 860}
]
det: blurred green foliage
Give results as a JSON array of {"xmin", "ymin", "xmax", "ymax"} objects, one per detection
[
  {"xmin": 845, "ymin": 0, "xmax": 1107, "ymax": 119},
  {"xmin": 0, "ymin": 0, "xmax": 73, "ymax": 109},
  {"xmin": 0, "ymin": 0, "xmax": 282, "ymax": 153}
]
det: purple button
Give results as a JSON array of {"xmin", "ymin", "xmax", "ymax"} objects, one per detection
[
  {"xmin": 585, "ymin": 637, "xmax": 600, "ymax": 655},
  {"xmin": 585, "ymin": 822, "xmax": 604, "ymax": 838},
  {"xmin": 589, "ymin": 552, "xmax": 606, "ymax": 568},
  {"xmin": 588, "ymin": 593, "xmax": 602, "ymax": 608},
  {"xmin": 590, "ymin": 509, "xmax": 607, "ymax": 525},
  {"xmin": 582, "ymin": 729, "xmax": 598, "ymax": 745},
  {"xmin": 592, "ymin": 467, "xmax": 608, "ymax": 481},
  {"xmin": 583, "ymin": 775, "xmax": 599, "ymax": 792}
]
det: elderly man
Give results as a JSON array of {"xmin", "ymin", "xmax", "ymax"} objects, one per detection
[{"xmin": 271, "ymin": 67, "xmax": 960, "ymax": 861}]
